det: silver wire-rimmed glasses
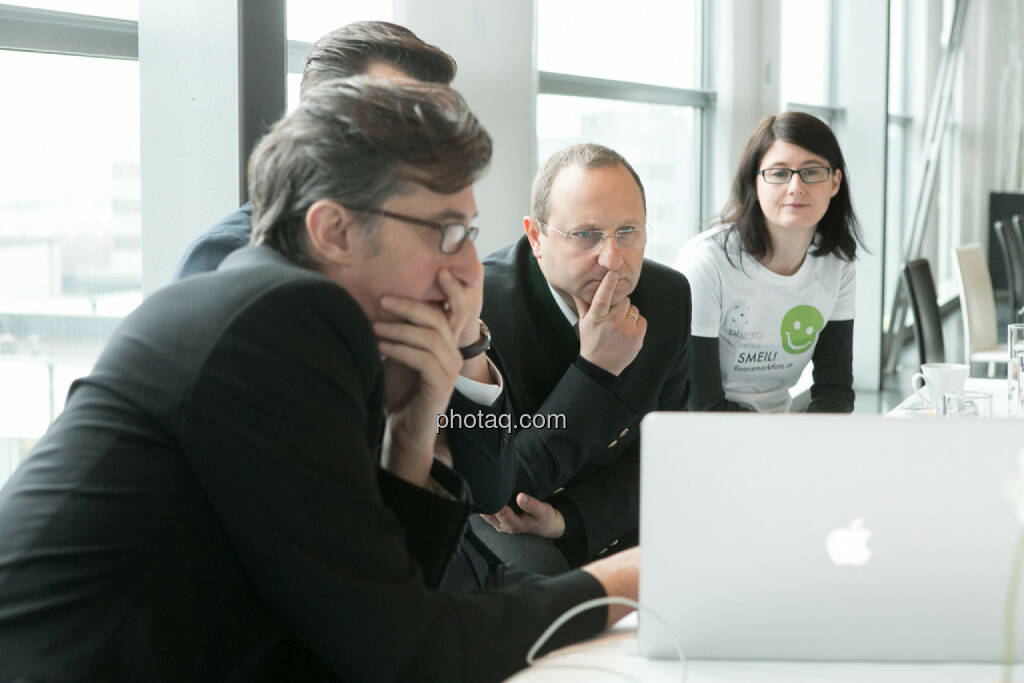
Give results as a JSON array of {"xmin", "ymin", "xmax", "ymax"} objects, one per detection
[{"xmin": 536, "ymin": 219, "xmax": 649, "ymax": 252}]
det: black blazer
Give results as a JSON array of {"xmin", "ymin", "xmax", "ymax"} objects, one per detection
[
  {"xmin": 0, "ymin": 246, "xmax": 604, "ymax": 682},
  {"xmin": 172, "ymin": 205, "xmax": 518, "ymax": 590},
  {"xmin": 452, "ymin": 237, "xmax": 691, "ymax": 564}
]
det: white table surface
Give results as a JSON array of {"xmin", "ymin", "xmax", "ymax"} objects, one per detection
[
  {"xmin": 888, "ymin": 377, "xmax": 1011, "ymax": 417},
  {"xmin": 506, "ymin": 614, "xmax": 1024, "ymax": 681}
]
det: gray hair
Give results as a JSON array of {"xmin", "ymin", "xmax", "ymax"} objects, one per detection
[
  {"xmin": 530, "ymin": 143, "xmax": 647, "ymax": 223},
  {"xmin": 249, "ymin": 77, "xmax": 492, "ymax": 268}
]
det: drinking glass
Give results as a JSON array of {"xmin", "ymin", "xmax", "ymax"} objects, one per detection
[
  {"xmin": 1010, "ymin": 324, "xmax": 1024, "ymax": 417},
  {"xmin": 943, "ymin": 390, "xmax": 994, "ymax": 418}
]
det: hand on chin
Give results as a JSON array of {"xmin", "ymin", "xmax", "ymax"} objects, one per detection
[{"xmin": 582, "ymin": 276, "xmax": 629, "ymax": 305}]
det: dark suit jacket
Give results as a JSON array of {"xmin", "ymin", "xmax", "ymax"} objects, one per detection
[
  {"xmin": 173, "ymin": 202, "xmax": 254, "ymax": 280},
  {"xmin": 0, "ymin": 246, "xmax": 604, "ymax": 682},
  {"xmin": 453, "ymin": 237, "xmax": 691, "ymax": 564},
  {"xmin": 172, "ymin": 206, "xmax": 515, "ymax": 587}
]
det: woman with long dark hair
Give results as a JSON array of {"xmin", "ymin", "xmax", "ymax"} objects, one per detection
[{"xmin": 676, "ymin": 111, "xmax": 861, "ymax": 412}]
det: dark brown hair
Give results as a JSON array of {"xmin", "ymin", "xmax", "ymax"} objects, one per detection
[
  {"xmin": 721, "ymin": 111, "xmax": 861, "ymax": 263},
  {"xmin": 249, "ymin": 77, "xmax": 492, "ymax": 268},
  {"xmin": 301, "ymin": 21, "xmax": 456, "ymax": 93}
]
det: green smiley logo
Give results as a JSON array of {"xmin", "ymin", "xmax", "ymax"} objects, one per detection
[{"xmin": 780, "ymin": 305, "xmax": 824, "ymax": 355}]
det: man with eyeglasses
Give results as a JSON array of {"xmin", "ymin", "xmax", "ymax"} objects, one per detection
[
  {"xmin": 172, "ymin": 22, "xmax": 496, "ymax": 399},
  {"xmin": 172, "ymin": 20, "xmax": 495, "ymax": 389},
  {"xmin": 463, "ymin": 143, "xmax": 692, "ymax": 574},
  {"xmin": 173, "ymin": 20, "xmax": 459, "ymax": 281},
  {"xmin": 0, "ymin": 80, "xmax": 641, "ymax": 682},
  {"xmin": 170, "ymin": 20, "xmax": 514, "ymax": 589}
]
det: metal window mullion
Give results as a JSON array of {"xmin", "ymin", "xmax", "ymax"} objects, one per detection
[
  {"xmin": 899, "ymin": 0, "xmax": 911, "ymax": 118},
  {"xmin": 828, "ymin": 0, "xmax": 839, "ymax": 109},
  {"xmin": 699, "ymin": 0, "xmax": 715, "ymax": 228},
  {"xmin": 238, "ymin": 1, "xmax": 286, "ymax": 203},
  {"xmin": 785, "ymin": 101, "xmax": 846, "ymax": 125},
  {"xmin": 894, "ymin": 0, "xmax": 914, "ymax": 246},
  {"xmin": 0, "ymin": 4, "xmax": 137, "ymax": 59},
  {"xmin": 539, "ymin": 71, "xmax": 714, "ymax": 109}
]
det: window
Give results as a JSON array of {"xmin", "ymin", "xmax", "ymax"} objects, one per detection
[
  {"xmin": 537, "ymin": 96, "xmax": 700, "ymax": 266},
  {"xmin": 286, "ymin": 0, "xmax": 391, "ymax": 43},
  {"xmin": 0, "ymin": 12, "xmax": 140, "ymax": 486},
  {"xmin": 285, "ymin": 0, "xmax": 393, "ymax": 111},
  {"xmin": 884, "ymin": 0, "xmax": 967, "ymax": 297},
  {"xmin": 777, "ymin": 0, "xmax": 844, "ymax": 130},
  {"xmin": 535, "ymin": 0, "xmax": 710, "ymax": 267},
  {"xmin": 880, "ymin": 0, "xmax": 973, "ymax": 372},
  {"xmin": 537, "ymin": 1, "xmax": 700, "ymax": 89},
  {"xmin": 778, "ymin": 0, "xmax": 832, "ymax": 111},
  {"xmin": 883, "ymin": 0, "xmax": 912, "ymax": 320}
]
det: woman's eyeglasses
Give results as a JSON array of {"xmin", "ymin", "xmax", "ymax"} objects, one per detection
[{"xmin": 758, "ymin": 167, "xmax": 833, "ymax": 184}]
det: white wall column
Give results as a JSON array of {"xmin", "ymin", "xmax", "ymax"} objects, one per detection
[
  {"xmin": 138, "ymin": 0, "xmax": 243, "ymax": 294},
  {"xmin": 835, "ymin": 0, "xmax": 890, "ymax": 390},
  {"xmin": 394, "ymin": 0, "xmax": 535, "ymax": 257},
  {"xmin": 711, "ymin": 0, "xmax": 770, "ymax": 214}
]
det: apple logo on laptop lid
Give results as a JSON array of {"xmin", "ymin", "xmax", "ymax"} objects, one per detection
[{"xmin": 826, "ymin": 518, "xmax": 872, "ymax": 566}]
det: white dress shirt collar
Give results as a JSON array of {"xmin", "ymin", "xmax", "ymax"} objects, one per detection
[{"xmin": 547, "ymin": 282, "xmax": 579, "ymax": 328}]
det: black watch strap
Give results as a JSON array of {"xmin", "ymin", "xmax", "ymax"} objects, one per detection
[{"xmin": 459, "ymin": 320, "xmax": 491, "ymax": 359}]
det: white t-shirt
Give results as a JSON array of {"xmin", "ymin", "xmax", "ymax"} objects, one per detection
[{"xmin": 675, "ymin": 225, "xmax": 856, "ymax": 412}]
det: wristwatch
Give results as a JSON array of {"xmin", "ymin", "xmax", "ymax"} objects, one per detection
[{"xmin": 459, "ymin": 320, "xmax": 492, "ymax": 359}]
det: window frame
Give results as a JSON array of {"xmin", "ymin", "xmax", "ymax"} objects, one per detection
[
  {"xmin": 0, "ymin": 4, "xmax": 137, "ymax": 59},
  {"xmin": 535, "ymin": 0, "xmax": 716, "ymax": 240}
]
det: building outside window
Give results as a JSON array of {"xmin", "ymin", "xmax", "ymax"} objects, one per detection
[{"xmin": 0, "ymin": 5, "xmax": 141, "ymax": 486}]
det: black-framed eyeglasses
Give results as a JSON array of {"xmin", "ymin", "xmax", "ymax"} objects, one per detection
[
  {"xmin": 347, "ymin": 206, "xmax": 479, "ymax": 254},
  {"xmin": 758, "ymin": 166, "xmax": 833, "ymax": 184},
  {"xmin": 536, "ymin": 219, "xmax": 649, "ymax": 252}
]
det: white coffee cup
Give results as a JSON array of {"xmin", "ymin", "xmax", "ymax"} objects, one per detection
[{"xmin": 911, "ymin": 363, "xmax": 969, "ymax": 408}]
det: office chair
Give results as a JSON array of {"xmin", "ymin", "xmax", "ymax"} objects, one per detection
[
  {"xmin": 953, "ymin": 243, "xmax": 1006, "ymax": 376},
  {"xmin": 994, "ymin": 220, "xmax": 1024, "ymax": 323},
  {"xmin": 902, "ymin": 259, "xmax": 945, "ymax": 366},
  {"xmin": 1011, "ymin": 214, "xmax": 1024, "ymax": 288}
]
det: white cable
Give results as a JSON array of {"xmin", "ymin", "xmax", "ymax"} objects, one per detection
[{"xmin": 525, "ymin": 596, "xmax": 687, "ymax": 681}]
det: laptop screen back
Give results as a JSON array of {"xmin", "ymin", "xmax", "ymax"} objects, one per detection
[{"xmin": 639, "ymin": 413, "xmax": 1024, "ymax": 662}]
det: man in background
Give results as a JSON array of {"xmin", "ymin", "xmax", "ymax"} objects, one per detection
[
  {"xmin": 464, "ymin": 144, "xmax": 691, "ymax": 574},
  {"xmin": 173, "ymin": 20, "xmax": 457, "ymax": 280}
]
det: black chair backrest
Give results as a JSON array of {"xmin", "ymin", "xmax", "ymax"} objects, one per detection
[
  {"xmin": 1011, "ymin": 215, "xmax": 1024, "ymax": 292},
  {"xmin": 995, "ymin": 220, "xmax": 1024, "ymax": 321},
  {"xmin": 903, "ymin": 258, "xmax": 945, "ymax": 365}
]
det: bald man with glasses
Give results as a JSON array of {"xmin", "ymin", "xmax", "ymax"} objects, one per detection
[{"xmin": 459, "ymin": 143, "xmax": 692, "ymax": 574}]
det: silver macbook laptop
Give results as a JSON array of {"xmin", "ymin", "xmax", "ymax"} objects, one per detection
[{"xmin": 639, "ymin": 413, "xmax": 1024, "ymax": 662}]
